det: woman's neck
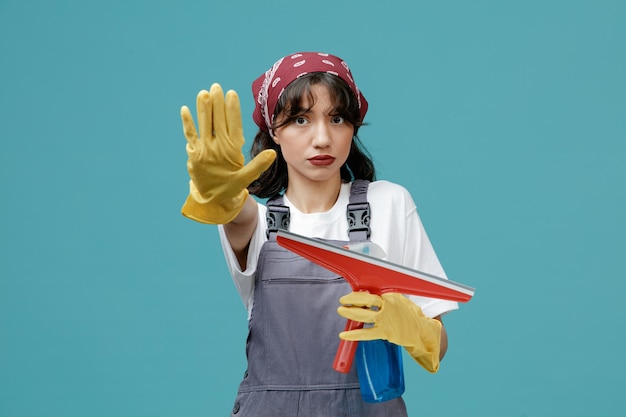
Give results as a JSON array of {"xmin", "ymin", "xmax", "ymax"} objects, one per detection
[{"xmin": 285, "ymin": 177, "xmax": 343, "ymax": 214}]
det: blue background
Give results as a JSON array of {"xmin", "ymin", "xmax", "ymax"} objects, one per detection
[{"xmin": 1, "ymin": 0, "xmax": 624, "ymax": 416}]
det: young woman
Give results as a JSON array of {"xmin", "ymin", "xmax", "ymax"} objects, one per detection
[{"xmin": 180, "ymin": 52, "xmax": 459, "ymax": 416}]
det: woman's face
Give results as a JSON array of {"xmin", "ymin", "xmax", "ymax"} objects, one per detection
[{"xmin": 273, "ymin": 84, "xmax": 354, "ymax": 188}]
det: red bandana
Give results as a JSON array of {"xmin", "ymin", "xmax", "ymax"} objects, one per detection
[{"xmin": 252, "ymin": 52, "xmax": 368, "ymax": 133}]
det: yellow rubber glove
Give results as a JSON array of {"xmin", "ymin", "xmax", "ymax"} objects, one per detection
[
  {"xmin": 180, "ymin": 83, "xmax": 276, "ymax": 224},
  {"xmin": 337, "ymin": 292, "xmax": 442, "ymax": 373}
]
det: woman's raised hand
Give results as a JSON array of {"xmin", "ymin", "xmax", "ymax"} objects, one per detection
[{"xmin": 180, "ymin": 83, "xmax": 276, "ymax": 224}]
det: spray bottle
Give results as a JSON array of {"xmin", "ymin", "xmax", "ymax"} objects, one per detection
[{"xmin": 343, "ymin": 242, "xmax": 405, "ymax": 403}]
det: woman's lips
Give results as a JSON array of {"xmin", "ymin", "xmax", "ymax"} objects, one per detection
[{"xmin": 308, "ymin": 155, "xmax": 336, "ymax": 166}]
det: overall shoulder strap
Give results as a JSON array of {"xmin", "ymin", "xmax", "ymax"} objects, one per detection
[
  {"xmin": 347, "ymin": 180, "xmax": 371, "ymax": 242},
  {"xmin": 266, "ymin": 195, "xmax": 290, "ymax": 239}
]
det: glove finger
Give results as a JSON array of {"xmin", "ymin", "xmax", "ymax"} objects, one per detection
[
  {"xmin": 339, "ymin": 291, "xmax": 383, "ymax": 308},
  {"xmin": 381, "ymin": 292, "xmax": 426, "ymax": 317},
  {"xmin": 196, "ymin": 89, "xmax": 211, "ymax": 141},
  {"xmin": 210, "ymin": 83, "xmax": 227, "ymax": 139},
  {"xmin": 337, "ymin": 305, "xmax": 378, "ymax": 323},
  {"xmin": 236, "ymin": 150, "xmax": 277, "ymax": 186},
  {"xmin": 225, "ymin": 89, "xmax": 244, "ymax": 147},
  {"xmin": 339, "ymin": 327, "xmax": 384, "ymax": 342},
  {"xmin": 181, "ymin": 105, "xmax": 198, "ymax": 148}
]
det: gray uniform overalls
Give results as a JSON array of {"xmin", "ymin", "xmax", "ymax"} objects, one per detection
[{"xmin": 230, "ymin": 180, "xmax": 408, "ymax": 417}]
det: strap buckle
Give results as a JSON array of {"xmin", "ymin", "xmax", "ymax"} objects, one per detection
[
  {"xmin": 266, "ymin": 205, "xmax": 290, "ymax": 238},
  {"xmin": 347, "ymin": 202, "xmax": 371, "ymax": 239}
]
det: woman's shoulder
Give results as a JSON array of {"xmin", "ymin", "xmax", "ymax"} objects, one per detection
[
  {"xmin": 365, "ymin": 180, "xmax": 417, "ymax": 214},
  {"xmin": 367, "ymin": 180, "xmax": 413, "ymax": 200}
]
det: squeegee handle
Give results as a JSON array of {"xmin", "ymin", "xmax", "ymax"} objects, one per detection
[{"xmin": 332, "ymin": 319, "xmax": 363, "ymax": 373}]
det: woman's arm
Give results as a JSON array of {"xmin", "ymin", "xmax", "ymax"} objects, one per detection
[
  {"xmin": 435, "ymin": 316, "xmax": 448, "ymax": 360},
  {"xmin": 223, "ymin": 195, "xmax": 259, "ymax": 270}
]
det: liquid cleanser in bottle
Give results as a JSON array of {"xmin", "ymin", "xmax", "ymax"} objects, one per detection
[
  {"xmin": 343, "ymin": 242, "xmax": 406, "ymax": 403},
  {"xmin": 356, "ymin": 339, "xmax": 405, "ymax": 403}
]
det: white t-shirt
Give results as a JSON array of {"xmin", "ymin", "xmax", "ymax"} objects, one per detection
[{"xmin": 218, "ymin": 180, "xmax": 459, "ymax": 319}]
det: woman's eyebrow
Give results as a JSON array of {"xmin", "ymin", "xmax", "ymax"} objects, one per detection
[
  {"xmin": 326, "ymin": 106, "xmax": 343, "ymax": 115},
  {"xmin": 294, "ymin": 106, "xmax": 313, "ymax": 116}
]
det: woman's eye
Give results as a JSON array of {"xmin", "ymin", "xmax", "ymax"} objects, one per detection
[
  {"xmin": 331, "ymin": 115, "xmax": 345, "ymax": 124},
  {"xmin": 295, "ymin": 117, "xmax": 308, "ymax": 125}
]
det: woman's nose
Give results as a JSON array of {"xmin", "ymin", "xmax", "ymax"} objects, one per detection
[{"xmin": 312, "ymin": 122, "xmax": 332, "ymax": 147}]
